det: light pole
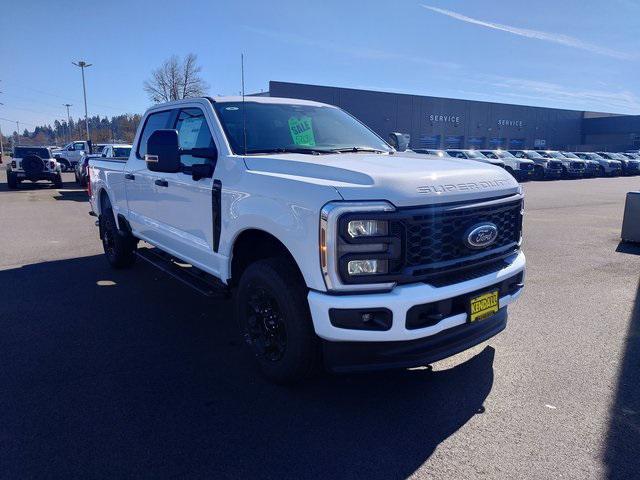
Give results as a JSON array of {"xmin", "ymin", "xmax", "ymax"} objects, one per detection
[
  {"xmin": 72, "ymin": 60, "xmax": 92, "ymax": 141},
  {"xmin": 63, "ymin": 103, "xmax": 72, "ymax": 143},
  {"xmin": 0, "ymin": 103, "xmax": 4, "ymax": 160}
]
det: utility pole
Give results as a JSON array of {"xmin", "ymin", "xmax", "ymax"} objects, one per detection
[
  {"xmin": 63, "ymin": 103, "xmax": 72, "ymax": 143},
  {"xmin": 16, "ymin": 121, "xmax": 19, "ymax": 146},
  {"xmin": 72, "ymin": 60, "xmax": 92, "ymax": 141},
  {"xmin": 0, "ymin": 104, "xmax": 4, "ymax": 161}
]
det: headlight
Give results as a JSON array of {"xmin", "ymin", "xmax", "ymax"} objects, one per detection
[
  {"xmin": 320, "ymin": 201, "xmax": 397, "ymax": 292},
  {"xmin": 347, "ymin": 219, "xmax": 388, "ymax": 238},
  {"xmin": 347, "ymin": 259, "xmax": 388, "ymax": 275}
]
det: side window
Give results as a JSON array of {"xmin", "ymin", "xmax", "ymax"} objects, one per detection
[
  {"xmin": 74, "ymin": 142, "xmax": 86, "ymax": 151},
  {"xmin": 137, "ymin": 110, "xmax": 174, "ymax": 158},
  {"xmin": 175, "ymin": 108, "xmax": 216, "ymax": 166}
]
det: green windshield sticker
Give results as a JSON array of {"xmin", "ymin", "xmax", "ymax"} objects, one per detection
[{"xmin": 288, "ymin": 116, "xmax": 316, "ymax": 146}]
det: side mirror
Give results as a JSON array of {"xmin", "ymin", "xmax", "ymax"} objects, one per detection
[
  {"xmin": 146, "ymin": 129, "xmax": 181, "ymax": 173},
  {"xmin": 388, "ymin": 132, "xmax": 411, "ymax": 152}
]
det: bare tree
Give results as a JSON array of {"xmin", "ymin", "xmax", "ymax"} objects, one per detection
[{"xmin": 144, "ymin": 53, "xmax": 209, "ymax": 103}]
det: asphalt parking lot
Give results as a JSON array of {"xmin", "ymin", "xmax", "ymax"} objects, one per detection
[{"xmin": 0, "ymin": 169, "xmax": 639, "ymax": 480}]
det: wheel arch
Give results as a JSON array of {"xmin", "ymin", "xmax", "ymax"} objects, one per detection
[{"xmin": 229, "ymin": 228, "xmax": 306, "ymax": 289}]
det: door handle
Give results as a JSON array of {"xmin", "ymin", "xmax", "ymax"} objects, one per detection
[
  {"xmin": 155, "ymin": 179, "xmax": 169, "ymax": 187},
  {"xmin": 124, "ymin": 173, "xmax": 135, "ymax": 180}
]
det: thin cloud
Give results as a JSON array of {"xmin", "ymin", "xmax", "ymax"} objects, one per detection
[
  {"xmin": 421, "ymin": 5, "xmax": 634, "ymax": 60},
  {"xmin": 243, "ymin": 26, "xmax": 461, "ymax": 70}
]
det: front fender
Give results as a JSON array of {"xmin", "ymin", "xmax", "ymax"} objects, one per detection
[{"xmin": 220, "ymin": 172, "xmax": 341, "ymax": 292}]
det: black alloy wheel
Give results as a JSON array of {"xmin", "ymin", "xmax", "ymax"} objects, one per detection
[{"xmin": 245, "ymin": 286, "xmax": 288, "ymax": 362}]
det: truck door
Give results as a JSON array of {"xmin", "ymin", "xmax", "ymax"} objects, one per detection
[
  {"xmin": 154, "ymin": 107, "xmax": 222, "ymax": 274},
  {"xmin": 126, "ymin": 106, "xmax": 223, "ymax": 277}
]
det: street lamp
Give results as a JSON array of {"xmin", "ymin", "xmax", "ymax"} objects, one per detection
[
  {"xmin": 63, "ymin": 103, "xmax": 72, "ymax": 143},
  {"xmin": 72, "ymin": 60, "xmax": 92, "ymax": 141}
]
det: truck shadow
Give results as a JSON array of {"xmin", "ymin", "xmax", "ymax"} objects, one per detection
[
  {"xmin": 0, "ymin": 255, "xmax": 494, "ymax": 479},
  {"xmin": 604, "ymin": 280, "xmax": 640, "ymax": 480}
]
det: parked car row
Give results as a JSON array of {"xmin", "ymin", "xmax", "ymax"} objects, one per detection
[
  {"xmin": 74, "ymin": 143, "xmax": 132, "ymax": 186},
  {"xmin": 411, "ymin": 148, "xmax": 640, "ymax": 181}
]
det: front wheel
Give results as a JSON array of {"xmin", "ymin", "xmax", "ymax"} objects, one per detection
[
  {"xmin": 236, "ymin": 258, "xmax": 318, "ymax": 384},
  {"xmin": 53, "ymin": 173, "xmax": 63, "ymax": 189},
  {"xmin": 100, "ymin": 208, "xmax": 137, "ymax": 268},
  {"xmin": 58, "ymin": 161, "xmax": 69, "ymax": 172}
]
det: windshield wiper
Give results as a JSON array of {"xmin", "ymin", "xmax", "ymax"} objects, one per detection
[
  {"xmin": 244, "ymin": 147, "xmax": 336, "ymax": 155},
  {"xmin": 331, "ymin": 147, "xmax": 388, "ymax": 154}
]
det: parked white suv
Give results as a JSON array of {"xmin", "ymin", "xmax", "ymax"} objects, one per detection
[
  {"xmin": 54, "ymin": 140, "xmax": 91, "ymax": 171},
  {"xmin": 88, "ymin": 96, "xmax": 525, "ymax": 383},
  {"xmin": 7, "ymin": 146, "xmax": 63, "ymax": 189}
]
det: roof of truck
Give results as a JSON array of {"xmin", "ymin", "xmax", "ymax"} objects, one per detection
[{"xmin": 210, "ymin": 96, "xmax": 328, "ymax": 107}]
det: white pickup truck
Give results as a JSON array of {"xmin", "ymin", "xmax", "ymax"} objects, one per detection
[{"xmin": 88, "ymin": 96, "xmax": 526, "ymax": 383}]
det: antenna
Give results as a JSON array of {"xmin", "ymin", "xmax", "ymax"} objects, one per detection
[{"xmin": 241, "ymin": 53, "xmax": 247, "ymax": 156}]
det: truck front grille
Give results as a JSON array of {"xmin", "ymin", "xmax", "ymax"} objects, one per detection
[
  {"xmin": 389, "ymin": 196, "xmax": 522, "ymax": 282},
  {"xmin": 548, "ymin": 161, "xmax": 563, "ymax": 169}
]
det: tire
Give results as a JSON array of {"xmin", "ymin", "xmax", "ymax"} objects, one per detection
[
  {"xmin": 7, "ymin": 171, "xmax": 17, "ymax": 189},
  {"xmin": 561, "ymin": 167, "xmax": 568, "ymax": 179},
  {"xmin": 599, "ymin": 166, "xmax": 606, "ymax": 177},
  {"xmin": 100, "ymin": 207, "xmax": 137, "ymax": 269},
  {"xmin": 534, "ymin": 166, "xmax": 545, "ymax": 181},
  {"xmin": 236, "ymin": 258, "xmax": 318, "ymax": 384},
  {"xmin": 53, "ymin": 173, "xmax": 63, "ymax": 189},
  {"xmin": 58, "ymin": 160, "xmax": 69, "ymax": 172}
]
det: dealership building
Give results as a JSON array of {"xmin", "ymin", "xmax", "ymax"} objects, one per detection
[{"xmin": 265, "ymin": 81, "xmax": 640, "ymax": 152}]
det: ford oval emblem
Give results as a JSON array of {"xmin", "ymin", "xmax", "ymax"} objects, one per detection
[{"xmin": 465, "ymin": 223, "xmax": 499, "ymax": 249}]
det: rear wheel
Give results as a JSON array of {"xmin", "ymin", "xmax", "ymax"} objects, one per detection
[
  {"xmin": 100, "ymin": 207, "xmax": 137, "ymax": 269},
  {"xmin": 7, "ymin": 171, "xmax": 17, "ymax": 189},
  {"xmin": 236, "ymin": 258, "xmax": 318, "ymax": 384}
]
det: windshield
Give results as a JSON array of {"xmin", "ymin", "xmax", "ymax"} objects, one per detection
[
  {"xmin": 495, "ymin": 151, "xmax": 516, "ymax": 159},
  {"xmin": 465, "ymin": 150, "xmax": 486, "ymax": 159},
  {"xmin": 214, "ymin": 101, "xmax": 391, "ymax": 155},
  {"xmin": 604, "ymin": 152, "xmax": 626, "ymax": 160},
  {"xmin": 113, "ymin": 147, "xmax": 132, "ymax": 158},
  {"xmin": 562, "ymin": 152, "xmax": 579, "ymax": 159},
  {"xmin": 14, "ymin": 147, "xmax": 50, "ymax": 158},
  {"xmin": 545, "ymin": 151, "xmax": 565, "ymax": 159},
  {"xmin": 588, "ymin": 153, "xmax": 604, "ymax": 160},
  {"xmin": 524, "ymin": 151, "xmax": 544, "ymax": 159}
]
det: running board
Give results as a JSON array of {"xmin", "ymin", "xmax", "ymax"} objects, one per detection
[{"xmin": 135, "ymin": 247, "xmax": 230, "ymax": 299}]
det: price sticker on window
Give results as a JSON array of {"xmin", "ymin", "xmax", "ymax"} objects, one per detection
[{"xmin": 288, "ymin": 116, "xmax": 316, "ymax": 146}]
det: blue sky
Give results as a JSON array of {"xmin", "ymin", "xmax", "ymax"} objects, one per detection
[{"xmin": 1, "ymin": 0, "xmax": 639, "ymax": 132}]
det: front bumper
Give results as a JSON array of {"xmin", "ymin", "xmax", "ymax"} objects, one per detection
[
  {"xmin": 604, "ymin": 165, "xmax": 622, "ymax": 176},
  {"xmin": 308, "ymin": 250, "xmax": 525, "ymax": 342},
  {"xmin": 515, "ymin": 168, "xmax": 535, "ymax": 181},
  {"xmin": 12, "ymin": 171, "xmax": 59, "ymax": 181},
  {"xmin": 565, "ymin": 168, "xmax": 585, "ymax": 178},
  {"xmin": 322, "ymin": 307, "xmax": 508, "ymax": 372},
  {"xmin": 544, "ymin": 168, "xmax": 563, "ymax": 179}
]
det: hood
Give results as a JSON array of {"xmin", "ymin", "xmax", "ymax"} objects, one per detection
[{"xmin": 244, "ymin": 152, "xmax": 519, "ymax": 207}]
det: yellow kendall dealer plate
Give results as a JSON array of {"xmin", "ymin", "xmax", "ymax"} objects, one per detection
[{"xmin": 469, "ymin": 290, "xmax": 499, "ymax": 322}]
